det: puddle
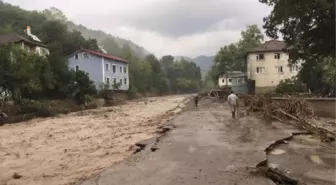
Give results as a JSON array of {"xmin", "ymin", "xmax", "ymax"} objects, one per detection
[
  {"xmin": 269, "ymin": 148, "xmax": 286, "ymax": 155},
  {"xmin": 264, "ymin": 133, "xmax": 336, "ymax": 184}
]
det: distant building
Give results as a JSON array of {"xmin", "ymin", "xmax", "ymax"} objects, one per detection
[
  {"xmin": 68, "ymin": 48, "xmax": 129, "ymax": 90},
  {"xmin": 246, "ymin": 40, "xmax": 303, "ymax": 92},
  {"xmin": 217, "ymin": 71, "xmax": 248, "ymax": 94},
  {"xmin": 0, "ymin": 26, "xmax": 49, "ymax": 56}
]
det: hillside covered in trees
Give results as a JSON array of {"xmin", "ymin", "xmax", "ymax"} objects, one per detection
[
  {"xmin": 42, "ymin": 7, "xmax": 149, "ymax": 59},
  {"xmin": 0, "ymin": 0, "xmax": 203, "ymax": 107}
]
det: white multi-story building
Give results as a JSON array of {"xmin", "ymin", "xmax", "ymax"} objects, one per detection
[{"xmin": 246, "ymin": 40, "xmax": 303, "ymax": 91}]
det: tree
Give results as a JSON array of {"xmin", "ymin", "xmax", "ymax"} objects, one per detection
[
  {"xmin": 42, "ymin": 7, "xmax": 67, "ymax": 22},
  {"xmin": 238, "ymin": 24, "xmax": 264, "ymax": 53},
  {"xmin": 259, "ymin": 0, "xmax": 335, "ymax": 62},
  {"xmin": 160, "ymin": 55, "xmax": 174, "ymax": 70},
  {"xmin": 67, "ymin": 70, "xmax": 96, "ymax": 103},
  {"xmin": 298, "ymin": 57, "xmax": 335, "ymax": 95},
  {"xmin": 214, "ymin": 24, "xmax": 264, "ymax": 74},
  {"xmin": 0, "ymin": 45, "xmax": 51, "ymax": 101},
  {"xmin": 145, "ymin": 54, "xmax": 162, "ymax": 73}
]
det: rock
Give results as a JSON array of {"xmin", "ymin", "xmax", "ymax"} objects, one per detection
[
  {"xmin": 135, "ymin": 137, "xmax": 157, "ymax": 150},
  {"xmin": 13, "ymin": 172, "xmax": 22, "ymax": 179},
  {"xmin": 150, "ymin": 145, "xmax": 159, "ymax": 152}
]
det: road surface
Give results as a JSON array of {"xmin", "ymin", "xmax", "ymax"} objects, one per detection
[{"xmin": 78, "ymin": 98, "xmax": 316, "ymax": 185}]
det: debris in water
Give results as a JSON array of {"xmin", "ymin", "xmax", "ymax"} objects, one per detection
[
  {"xmin": 150, "ymin": 145, "xmax": 159, "ymax": 152},
  {"xmin": 309, "ymin": 155, "xmax": 324, "ymax": 165},
  {"xmin": 13, "ymin": 172, "xmax": 22, "ymax": 179}
]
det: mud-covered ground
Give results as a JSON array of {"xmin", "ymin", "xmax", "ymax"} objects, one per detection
[
  {"xmin": 78, "ymin": 98, "xmax": 335, "ymax": 185},
  {"xmin": 0, "ymin": 95, "xmax": 190, "ymax": 185}
]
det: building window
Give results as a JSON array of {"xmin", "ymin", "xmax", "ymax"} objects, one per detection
[
  {"xmin": 256, "ymin": 67, "xmax": 265, "ymax": 74},
  {"xmin": 105, "ymin": 77, "xmax": 110, "ymax": 84},
  {"xmin": 112, "ymin": 65, "xmax": 116, "ymax": 73},
  {"xmin": 113, "ymin": 78, "xmax": 116, "ymax": 84},
  {"xmin": 120, "ymin": 66, "xmax": 122, "ymax": 73},
  {"xmin": 237, "ymin": 78, "xmax": 245, "ymax": 84},
  {"xmin": 228, "ymin": 78, "xmax": 232, "ymax": 83},
  {"xmin": 256, "ymin": 54, "xmax": 264, "ymax": 60},
  {"xmin": 124, "ymin": 66, "xmax": 127, "ymax": 73},
  {"xmin": 75, "ymin": 65, "xmax": 79, "ymax": 71},
  {"xmin": 83, "ymin": 52, "xmax": 89, "ymax": 59},
  {"xmin": 274, "ymin": 53, "xmax": 281, "ymax": 59},
  {"xmin": 290, "ymin": 65, "xmax": 299, "ymax": 72},
  {"xmin": 276, "ymin": 66, "xmax": 283, "ymax": 73},
  {"xmin": 124, "ymin": 78, "xmax": 127, "ymax": 85},
  {"xmin": 120, "ymin": 79, "xmax": 122, "ymax": 84},
  {"xmin": 75, "ymin": 54, "xmax": 79, "ymax": 60},
  {"xmin": 222, "ymin": 79, "xmax": 224, "ymax": 83},
  {"xmin": 105, "ymin": 63, "xmax": 109, "ymax": 71}
]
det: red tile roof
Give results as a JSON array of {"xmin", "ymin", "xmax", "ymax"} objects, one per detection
[
  {"xmin": 72, "ymin": 49, "xmax": 128, "ymax": 63},
  {"xmin": 247, "ymin": 40, "xmax": 287, "ymax": 53}
]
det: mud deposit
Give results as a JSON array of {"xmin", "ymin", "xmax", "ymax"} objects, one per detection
[
  {"xmin": 264, "ymin": 133, "xmax": 335, "ymax": 185},
  {"xmin": 0, "ymin": 95, "xmax": 189, "ymax": 185}
]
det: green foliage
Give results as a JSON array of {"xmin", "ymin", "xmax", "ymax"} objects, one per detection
[
  {"xmin": 0, "ymin": 1, "xmax": 203, "ymax": 108},
  {"xmin": 67, "ymin": 70, "xmax": 96, "ymax": 103},
  {"xmin": 259, "ymin": 0, "xmax": 335, "ymax": 63},
  {"xmin": 18, "ymin": 99, "xmax": 56, "ymax": 117},
  {"xmin": 298, "ymin": 57, "xmax": 335, "ymax": 96},
  {"xmin": 275, "ymin": 78, "xmax": 305, "ymax": 94},
  {"xmin": 214, "ymin": 24, "xmax": 264, "ymax": 74},
  {"xmin": 0, "ymin": 2, "xmax": 98, "ymax": 104}
]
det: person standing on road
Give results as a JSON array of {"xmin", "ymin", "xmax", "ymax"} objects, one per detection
[
  {"xmin": 194, "ymin": 95, "xmax": 199, "ymax": 107},
  {"xmin": 227, "ymin": 91, "xmax": 238, "ymax": 118}
]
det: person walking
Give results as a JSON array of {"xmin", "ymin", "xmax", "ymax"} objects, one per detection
[
  {"xmin": 194, "ymin": 95, "xmax": 199, "ymax": 107},
  {"xmin": 227, "ymin": 91, "xmax": 238, "ymax": 118}
]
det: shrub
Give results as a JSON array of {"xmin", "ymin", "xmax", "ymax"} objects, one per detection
[
  {"xmin": 67, "ymin": 70, "xmax": 97, "ymax": 104},
  {"xmin": 18, "ymin": 99, "xmax": 56, "ymax": 117},
  {"xmin": 275, "ymin": 78, "xmax": 305, "ymax": 94}
]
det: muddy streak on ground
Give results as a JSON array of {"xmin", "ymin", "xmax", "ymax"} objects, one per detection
[
  {"xmin": 79, "ymin": 99, "xmax": 329, "ymax": 185},
  {"xmin": 0, "ymin": 95, "xmax": 190, "ymax": 185}
]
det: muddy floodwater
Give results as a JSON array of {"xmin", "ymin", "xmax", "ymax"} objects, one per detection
[{"xmin": 0, "ymin": 95, "xmax": 189, "ymax": 185}]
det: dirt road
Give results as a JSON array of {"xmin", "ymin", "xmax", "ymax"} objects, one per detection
[
  {"xmin": 0, "ymin": 95, "xmax": 190, "ymax": 185},
  {"xmin": 78, "ymin": 99, "xmax": 335, "ymax": 185}
]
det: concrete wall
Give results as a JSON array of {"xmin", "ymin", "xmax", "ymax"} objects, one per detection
[
  {"xmin": 272, "ymin": 97, "xmax": 336, "ymax": 118},
  {"xmin": 247, "ymin": 51, "xmax": 303, "ymax": 87}
]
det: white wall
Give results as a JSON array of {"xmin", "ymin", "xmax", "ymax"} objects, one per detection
[
  {"xmin": 218, "ymin": 77, "xmax": 232, "ymax": 87},
  {"xmin": 247, "ymin": 52, "xmax": 303, "ymax": 87}
]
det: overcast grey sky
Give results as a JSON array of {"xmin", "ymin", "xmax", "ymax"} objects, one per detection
[{"xmin": 5, "ymin": 0, "xmax": 271, "ymax": 57}]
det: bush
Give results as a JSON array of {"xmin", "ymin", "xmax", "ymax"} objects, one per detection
[
  {"xmin": 18, "ymin": 99, "xmax": 56, "ymax": 117},
  {"xmin": 67, "ymin": 70, "xmax": 97, "ymax": 104},
  {"xmin": 127, "ymin": 85, "xmax": 138, "ymax": 99},
  {"xmin": 275, "ymin": 78, "xmax": 305, "ymax": 94}
]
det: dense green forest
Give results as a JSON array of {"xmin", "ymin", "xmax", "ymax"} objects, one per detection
[
  {"xmin": 0, "ymin": 1, "xmax": 202, "ymax": 105},
  {"xmin": 42, "ymin": 7, "xmax": 149, "ymax": 59}
]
